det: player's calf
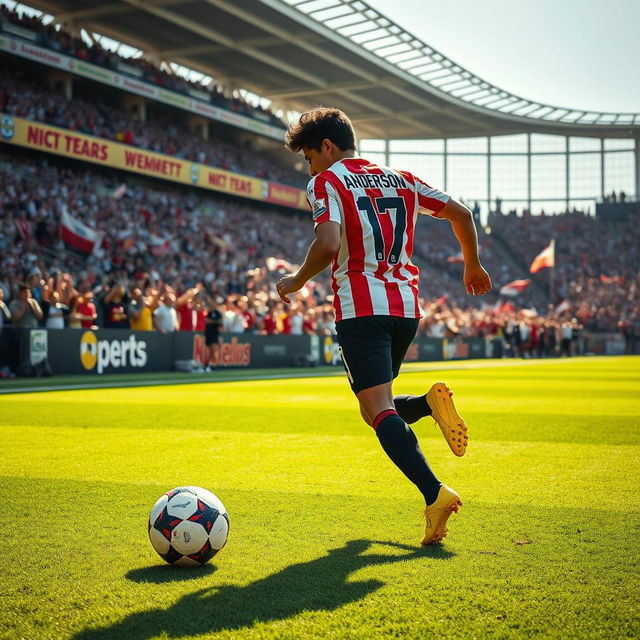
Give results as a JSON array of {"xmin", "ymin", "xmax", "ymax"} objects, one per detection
[
  {"xmin": 373, "ymin": 410, "xmax": 442, "ymax": 506},
  {"xmin": 393, "ymin": 393, "xmax": 432, "ymax": 424}
]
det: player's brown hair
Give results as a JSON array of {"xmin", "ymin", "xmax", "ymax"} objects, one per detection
[{"xmin": 284, "ymin": 107, "xmax": 356, "ymax": 153}]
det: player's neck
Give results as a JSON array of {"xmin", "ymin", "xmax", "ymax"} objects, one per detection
[{"xmin": 335, "ymin": 149, "xmax": 357, "ymax": 162}]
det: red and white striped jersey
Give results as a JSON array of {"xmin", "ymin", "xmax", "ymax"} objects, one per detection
[{"xmin": 307, "ymin": 157, "xmax": 450, "ymax": 322}]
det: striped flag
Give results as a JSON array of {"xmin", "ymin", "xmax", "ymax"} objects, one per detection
[
  {"xmin": 61, "ymin": 209, "xmax": 101, "ymax": 255},
  {"xmin": 499, "ymin": 279, "xmax": 531, "ymax": 296},
  {"xmin": 530, "ymin": 239, "xmax": 555, "ymax": 273}
]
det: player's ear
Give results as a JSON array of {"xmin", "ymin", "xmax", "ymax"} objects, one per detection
[{"xmin": 321, "ymin": 138, "xmax": 333, "ymax": 154}]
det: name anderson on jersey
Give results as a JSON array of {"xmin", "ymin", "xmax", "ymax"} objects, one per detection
[
  {"xmin": 342, "ymin": 172, "xmax": 406, "ymax": 190},
  {"xmin": 307, "ymin": 171, "xmax": 407, "ymax": 195}
]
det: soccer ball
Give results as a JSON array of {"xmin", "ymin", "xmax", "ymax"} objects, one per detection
[{"xmin": 148, "ymin": 486, "xmax": 229, "ymax": 566}]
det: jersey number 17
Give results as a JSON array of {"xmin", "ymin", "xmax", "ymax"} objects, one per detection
[{"xmin": 356, "ymin": 195, "xmax": 407, "ymax": 265}]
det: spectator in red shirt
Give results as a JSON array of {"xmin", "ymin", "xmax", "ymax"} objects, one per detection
[
  {"xmin": 303, "ymin": 308, "xmax": 317, "ymax": 335},
  {"xmin": 75, "ymin": 292, "xmax": 98, "ymax": 329},
  {"xmin": 262, "ymin": 302, "xmax": 277, "ymax": 335},
  {"xmin": 194, "ymin": 295, "xmax": 208, "ymax": 333},
  {"xmin": 176, "ymin": 284, "xmax": 203, "ymax": 331}
]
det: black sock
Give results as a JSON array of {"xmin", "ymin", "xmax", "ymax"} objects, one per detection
[
  {"xmin": 375, "ymin": 412, "xmax": 441, "ymax": 505},
  {"xmin": 393, "ymin": 394, "xmax": 431, "ymax": 424}
]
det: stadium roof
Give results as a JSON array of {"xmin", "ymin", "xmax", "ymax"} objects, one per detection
[{"xmin": 29, "ymin": 0, "xmax": 640, "ymax": 139}]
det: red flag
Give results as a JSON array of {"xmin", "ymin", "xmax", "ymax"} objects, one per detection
[
  {"xmin": 499, "ymin": 279, "xmax": 531, "ymax": 296},
  {"xmin": 555, "ymin": 300, "xmax": 570, "ymax": 313},
  {"xmin": 530, "ymin": 239, "xmax": 555, "ymax": 273},
  {"xmin": 599, "ymin": 274, "xmax": 624, "ymax": 284},
  {"xmin": 446, "ymin": 252, "xmax": 464, "ymax": 263},
  {"xmin": 61, "ymin": 209, "xmax": 101, "ymax": 254}
]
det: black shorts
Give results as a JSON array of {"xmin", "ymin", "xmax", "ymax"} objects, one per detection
[{"xmin": 335, "ymin": 315, "xmax": 420, "ymax": 394}]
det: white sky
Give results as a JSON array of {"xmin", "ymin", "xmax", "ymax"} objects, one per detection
[{"xmin": 366, "ymin": 0, "xmax": 640, "ymax": 114}]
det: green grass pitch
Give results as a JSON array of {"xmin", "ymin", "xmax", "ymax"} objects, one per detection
[{"xmin": 1, "ymin": 356, "xmax": 639, "ymax": 639}]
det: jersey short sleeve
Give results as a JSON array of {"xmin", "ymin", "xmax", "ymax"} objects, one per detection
[
  {"xmin": 306, "ymin": 175, "xmax": 342, "ymax": 229},
  {"xmin": 400, "ymin": 171, "xmax": 450, "ymax": 218}
]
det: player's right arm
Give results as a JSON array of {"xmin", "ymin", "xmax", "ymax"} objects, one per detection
[
  {"xmin": 276, "ymin": 175, "xmax": 341, "ymax": 303},
  {"xmin": 437, "ymin": 198, "xmax": 492, "ymax": 296}
]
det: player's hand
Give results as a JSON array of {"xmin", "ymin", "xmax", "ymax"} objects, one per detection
[
  {"xmin": 464, "ymin": 264, "xmax": 492, "ymax": 296},
  {"xmin": 276, "ymin": 274, "xmax": 303, "ymax": 303}
]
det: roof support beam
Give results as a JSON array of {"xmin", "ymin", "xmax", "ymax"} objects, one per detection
[
  {"xmin": 161, "ymin": 43, "xmax": 228, "ymax": 57},
  {"xmin": 167, "ymin": 54, "xmax": 273, "ymax": 99},
  {"xmin": 267, "ymin": 82, "xmax": 378, "ymax": 99},
  {"xmin": 162, "ymin": 35, "xmax": 304, "ymax": 58},
  {"xmin": 352, "ymin": 107, "xmax": 444, "ymax": 123}
]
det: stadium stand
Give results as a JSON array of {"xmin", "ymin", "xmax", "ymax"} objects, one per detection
[
  {"xmin": 0, "ymin": 5, "xmax": 287, "ymax": 127},
  {"xmin": 488, "ymin": 208, "xmax": 640, "ymax": 332},
  {"xmin": 0, "ymin": 69, "xmax": 307, "ymax": 187}
]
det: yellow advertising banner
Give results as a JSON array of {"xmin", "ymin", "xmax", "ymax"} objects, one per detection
[{"xmin": 0, "ymin": 114, "xmax": 306, "ymax": 209}]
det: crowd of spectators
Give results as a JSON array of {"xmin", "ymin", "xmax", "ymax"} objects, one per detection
[
  {"xmin": 0, "ymin": 273, "xmax": 593, "ymax": 363},
  {"xmin": 1, "ymin": 154, "xmax": 313, "ymax": 301},
  {"xmin": 488, "ymin": 208, "xmax": 640, "ymax": 332},
  {"xmin": 0, "ymin": 4, "xmax": 287, "ymax": 128},
  {"xmin": 2, "ymin": 152, "xmax": 637, "ymax": 375},
  {"xmin": 0, "ymin": 70, "xmax": 306, "ymax": 187}
]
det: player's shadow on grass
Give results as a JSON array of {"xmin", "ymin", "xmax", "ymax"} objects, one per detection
[
  {"xmin": 126, "ymin": 563, "xmax": 217, "ymax": 583},
  {"xmin": 75, "ymin": 539, "xmax": 453, "ymax": 639}
]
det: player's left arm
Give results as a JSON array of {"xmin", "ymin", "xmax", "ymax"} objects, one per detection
[
  {"xmin": 276, "ymin": 221, "xmax": 340, "ymax": 303},
  {"xmin": 438, "ymin": 198, "xmax": 492, "ymax": 296},
  {"xmin": 410, "ymin": 171, "xmax": 491, "ymax": 296}
]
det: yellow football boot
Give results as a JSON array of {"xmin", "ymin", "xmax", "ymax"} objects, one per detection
[
  {"xmin": 426, "ymin": 382, "xmax": 468, "ymax": 456},
  {"xmin": 421, "ymin": 485, "xmax": 462, "ymax": 546}
]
